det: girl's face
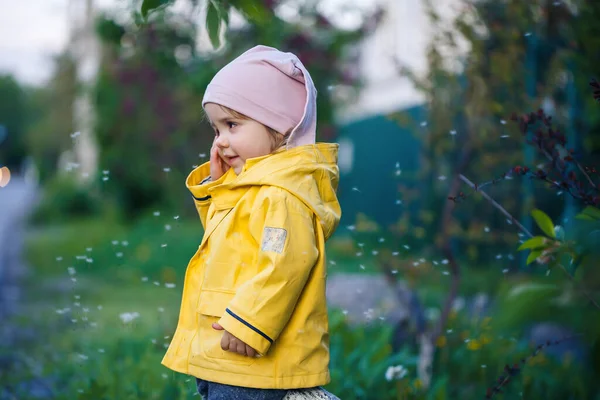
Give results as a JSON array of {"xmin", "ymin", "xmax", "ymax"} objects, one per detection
[{"xmin": 204, "ymin": 103, "xmax": 275, "ymax": 175}]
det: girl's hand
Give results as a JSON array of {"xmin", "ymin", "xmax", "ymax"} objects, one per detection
[
  {"xmin": 209, "ymin": 139, "xmax": 229, "ymax": 181},
  {"xmin": 212, "ymin": 322, "xmax": 258, "ymax": 358}
]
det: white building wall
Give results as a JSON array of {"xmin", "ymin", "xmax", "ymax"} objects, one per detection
[{"xmin": 336, "ymin": 0, "xmax": 465, "ymax": 123}]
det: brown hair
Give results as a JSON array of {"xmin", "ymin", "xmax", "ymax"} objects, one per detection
[{"xmin": 204, "ymin": 104, "xmax": 288, "ymax": 151}]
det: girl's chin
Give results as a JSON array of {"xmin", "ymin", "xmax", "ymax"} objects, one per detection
[{"xmin": 233, "ymin": 164, "xmax": 244, "ymax": 174}]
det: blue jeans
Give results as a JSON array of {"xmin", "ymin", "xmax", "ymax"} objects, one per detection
[{"xmin": 196, "ymin": 378, "xmax": 288, "ymax": 400}]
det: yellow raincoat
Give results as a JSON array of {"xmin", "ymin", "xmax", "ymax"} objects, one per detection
[{"xmin": 162, "ymin": 143, "xmax": 341, "ymax": 389}]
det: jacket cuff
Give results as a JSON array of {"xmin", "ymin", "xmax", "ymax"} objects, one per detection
[
  {"xmin": 186, "ymin": 162, "xmax": 226, "ymax": 202},
  {"xmin": 218, "ymin": 308, "xmax": 273, "ymax": 355}
]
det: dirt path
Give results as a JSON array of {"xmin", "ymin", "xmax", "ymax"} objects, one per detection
[{"xmin": 0, "ymin": 175, "xmax": 37, "ymax": 328}]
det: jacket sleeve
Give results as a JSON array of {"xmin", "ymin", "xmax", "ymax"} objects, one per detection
[
  {"xmin": 186, "ymin": 161, "xmax": 227, "ymax": 229},
  {"xmin": 217, "ymin": 188, "xmax": 319, "ymax": 355}
]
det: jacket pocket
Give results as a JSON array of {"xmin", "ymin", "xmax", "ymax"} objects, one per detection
[{"xmin": 194, "ymin": 289, "xmax": 256, "ymax": 367}]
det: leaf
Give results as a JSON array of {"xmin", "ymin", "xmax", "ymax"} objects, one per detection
[
  {"xmin": 219, "ymin": 1, "xmax": 230, "ymax": 26},
  {"xmin": 95, "ymin": 18, "xmax": 125, "ymax": 44},
  {"xmin": 583, "ymin": 206, "xmax": 600, "ymax": 219},
  {"xmin": 141, "ymin": 0, "xmax": 171, "ymax": 18},
  {"xmin": 517, "ymin": 236, "xmax": 548, "ymax": 251},
  {"xmin": 576, "ymin": 213, "xmax": 597, "ymax": 221},
  {"xmin": 526, "ymin": 249, "xmax": 543, "ymax": 265},
  {"xmin": 532, "ymin": 209, "xmax": 556, "ymax": 238},
  {"xmin": 230, "ymin": 0, "xmax": 270, "ymax": 24},
  {"xmin": 576, "ymin": 206, "xmax": 600, "ymax": 221},
  {"xmin": 206, "ymin": 0, "xmax": 222, "ymax": 49}
]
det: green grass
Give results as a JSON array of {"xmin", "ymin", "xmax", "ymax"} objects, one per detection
[
  {"xmin": 27, "ymin": 214, "xmax": 202, "ymax": 282},
  {"xmin": 6, "ymin": 214, "xmax": 395, "ymax": 399},
  {"xmin": 8, "ymin": 215, "xmax": 376, "ymax": 399},
  {"xmin": 2, "ymin": 276, "xmax": 194, "ymax": 399},
  {"xmin": 6, "ymin": 215, "xmax": 599, "ymax": 399}
]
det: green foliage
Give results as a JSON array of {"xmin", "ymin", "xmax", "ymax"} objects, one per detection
[
  {"xmin": 77, "ymin": 380, "xmax": 110, "ymax": 400},
  {"xmin": 394, "ymin": 0, "xmax": 600, "ymax": 262},
  {"xmin": 434, "ymin": 316, "xmax": 598, "ymax": 400},
  {"xmin": 91, "ymin": 2, "xmax": 373, "ymax": 218},
  {"xmin": 94, "ymin": 13, "xmax": 204, "ymax": 219},
  {"xmin": 8, "ymin": 218, "xmax": 599, "ymax": 399},
  {"xmin": 24, "ymin": 53, "xmax": 78, "ymax": 182},
  {"xmin": 327, "ymin": 310, "xmax": 417, "ymax": 399},
  {"xmin": 30, "ymin": 175, "xmax": 105, "ymax": 224},
  {"xmin": 229, "ymin": 0, "xmax": 271, "ymax": 25},
  {"xmin": 205, "ymin": 0, "xmax": 223, "ymax": 48},
  {"xmin": 496, "ymin": 282, "xmax": 563, "ymax": 327},
  {"xmin": 531, "ymin": 209, "xmax": 556, "ymax": 238},
  {"xmin": 140, "ymin": 0, "xmax": 271, "ymax": 28},
  {"xmin": 517, "ymin": 236, "xmax": 548, "ymax": 251},
  {"xmin": 196, "ymin": 0, "xmax": 274, "ymax": 49},
  {"xmin": 570, "ymin": 2, "xmax": 600, "ymax": 155},
  {"xmin": 0, "ymin": 74, "xmax": 29, "ymax": 169},
  {"xmin": 25, "ymin": 215, "xmax": 202, "ymax": 283},
  {"xmin": 526, "ymin": 249, "xmax": 544, "ymax": 265},
  {"xmin": 430, "ymin": 278, "xmax": 600, "ymax": 399},
  {"xmin": 515, "ymin": 206, "xmax": 600, "ymax": 282},
  {"xmin": 576, "ymin": 205, "xmax": 600, "ymax": 221},
  {"xmin": 96, "ymin": 17, "xmax": 126, "ymax": 44},
  {"xmin": 141, "ymin": 0, "xmax": 172, "ymax": 19},
  {"xmin": 518, "ymin": 209, "xmax": 561, "ymax": 265}
]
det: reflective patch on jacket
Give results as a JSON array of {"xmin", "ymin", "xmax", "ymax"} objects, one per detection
[{"xmin": 261, "ymin": 227, "xmax": 287, "ymax": 254}]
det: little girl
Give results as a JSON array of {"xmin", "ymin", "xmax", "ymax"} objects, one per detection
[{"xmin": 162, "ymin": 45, "xmax": 341, "ymax": 400}]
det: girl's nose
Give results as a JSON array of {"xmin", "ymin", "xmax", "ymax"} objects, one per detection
[{"xmin": 215, "ymin": 135, "xmax": 229, "ymax": 148}]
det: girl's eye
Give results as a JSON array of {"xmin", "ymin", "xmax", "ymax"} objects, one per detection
[
  {"xmin": 227, "ymin": 121, "xmax": 237, "ymax": 129},
  {"xmin": 214, "ymin": 129, "xmax": 220, "ymax": 137}
]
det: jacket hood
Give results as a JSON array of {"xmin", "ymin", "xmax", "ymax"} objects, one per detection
[{"xmin": 205, "ymin": 143, "xmax": 340, "ymax": 239}]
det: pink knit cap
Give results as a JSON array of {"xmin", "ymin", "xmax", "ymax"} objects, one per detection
[{"xmin": 202, "ymin": 45, "xmax": 317, "ymax": 149}]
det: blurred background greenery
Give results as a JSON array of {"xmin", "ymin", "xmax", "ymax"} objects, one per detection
[{"xmin": 1, "ymin": 0, "xmax": 600, "ymax": 399}]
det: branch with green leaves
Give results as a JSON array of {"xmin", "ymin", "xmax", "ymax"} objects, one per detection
[
  {"xmin": 460, "ymin": 171, "xmax": 600, "ymax": 310},
  {"xmin": 140, "ymin": 0, "xmax": 272, "ymax": 48}
]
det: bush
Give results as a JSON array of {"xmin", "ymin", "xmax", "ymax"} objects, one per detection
[{"xmin": 30, "ymin": 175, "xmax": 106, "ymax": 224}]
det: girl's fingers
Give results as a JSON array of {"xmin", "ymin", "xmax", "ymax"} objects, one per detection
[
  {"xmin": 212, "ymin": 322, "xmax": 224, "ymax": 330},
  {"xmin": 211, "ymin": 145, "xmax": 228, "ymax": 175},
  {"xmin": 211, "ymin": 144, "xmax": 219, "ymax": 162},
  {"xmin": 235, "ymin": 340, "xmax": 244, "ymax": 355},
  {"xmin": 220, "ymin": 330, "xmax": 253, "ymax": 356},
  {"xmin": 220, "ymin": 333, "xmax": 230, "ymax": 351},
  {"xmin": 227, "ymin": 337, "xmax": 236, "ymax": 352}
]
